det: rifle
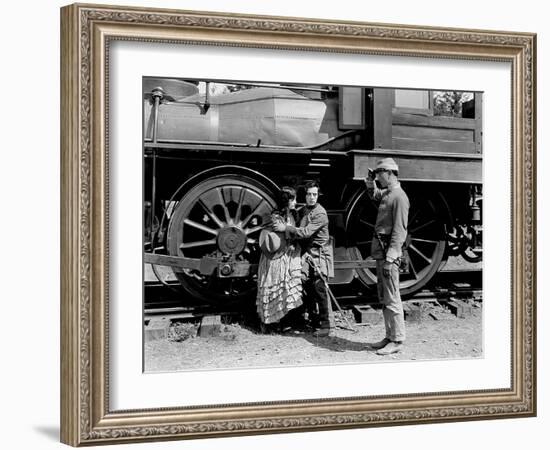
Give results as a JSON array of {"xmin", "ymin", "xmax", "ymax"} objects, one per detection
[{"xmin": 305, "ymin": 254, "xmax": 357, "ymax": 333}]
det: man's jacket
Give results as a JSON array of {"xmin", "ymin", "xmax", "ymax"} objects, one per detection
[{"xmin": 285, "ymin": 203, "xmax": 334, "ymax": 278}]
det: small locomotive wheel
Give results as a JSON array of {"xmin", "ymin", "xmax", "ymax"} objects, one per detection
[
  {"xmin": 167, "ymin": 174, "xmax": 277, "ymax": 304},
  {"xmin": 346, "ymin": 190, "xmax": 448, "ymax": 296}
]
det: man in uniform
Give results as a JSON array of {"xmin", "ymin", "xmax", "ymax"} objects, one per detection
[
  {"xmin": 365, "ymin": 158, "xmax": 409, "ymax": 355},
  {"xmin": 273, "ymin": 181, "xmax": 335, "ymax": 337}
]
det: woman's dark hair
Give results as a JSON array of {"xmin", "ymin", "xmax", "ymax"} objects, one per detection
[{"xmin": 275, "ymin": 186, "xmax": 296, "ymax": 216}]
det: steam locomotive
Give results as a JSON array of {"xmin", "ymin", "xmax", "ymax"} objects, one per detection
[{"xmin": 143, "ymin": 78, "xmax": 482, "ymax": 305}]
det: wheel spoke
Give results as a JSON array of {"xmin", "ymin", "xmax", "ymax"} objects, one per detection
[
  {"xmin": 197, "ymin": 199, "xmax": 225, "ymax": 229},
  {"xmin": 360, "ymin": 219, "xmax": 375, "ymax": 229},
  {"xmin": 408, "ymin": 243, "xmax": 432, "ymax": 264},
  {"xmin": 356, "ymin": 240, "xmax": 372, "ymax": 246},
  {"xmin": 411, "ymin": 237, "xmax": 439, "ymax": 244},
  {"xmin": 179, "ymin": 239, "xmax": 217, "ymax": 250},
  {"xmin": 408, "ymin": 206, "xmax": 421, "ymax": 226},
  {"xmin": 410, "ymin": 219, "xmax": 436, "ymax": 234},
  {"xmin": 239, "ymin": 199, "xmax": 269, "ymax": 228},
  {"xmin": 408, "ymin": 256, "xmax": 419, "ymax": 279},
  {"xmin": 245, "ymin": 225, "xmax": 263, "ymax": 236},
  {"xmin": 183, "ymin": 219, "xmax": 219, "ymax": 236},
  {"xmin": 234, "ymin": 187, "xmax": 247, "ymax": 224},
  {"xmin": 216, "ymin": 188, "xmax": 232, "ymax": 225}
]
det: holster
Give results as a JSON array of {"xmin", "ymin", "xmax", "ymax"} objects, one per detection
[
  {"xmin": 376, "ymin": 233, "xmax": 410, "ymax": 274},
  {"xmin": 398, "ymin": 248, "xmax": 410, "ymax": 274}
]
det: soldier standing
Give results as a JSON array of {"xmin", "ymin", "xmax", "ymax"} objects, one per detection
[
  {"xmin": 365, "ymin": 158, "xmax": 410, "ymax": 355},
  {"xmin": 273, "ymin": 181, "xmax": 335, "ymax": 337}
]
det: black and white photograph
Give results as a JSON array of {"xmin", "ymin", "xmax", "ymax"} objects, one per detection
[{"xmin": 142, "ymin": 78, "xmax": 483, "ymax": 372}]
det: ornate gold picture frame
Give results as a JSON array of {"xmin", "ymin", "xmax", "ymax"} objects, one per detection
[{"xmin": 60, "ymin": 3, "xmax": 536, "ymax": 446}]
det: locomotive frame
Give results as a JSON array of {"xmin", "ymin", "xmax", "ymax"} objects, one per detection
[{"xmin": 60, "ymin": 3, "xmax": 536, "ymax": 447}]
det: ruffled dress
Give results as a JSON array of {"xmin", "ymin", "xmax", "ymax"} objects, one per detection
[{"xmin": 256, "ymin": 213, "xmax": 303, "ymax": 324}]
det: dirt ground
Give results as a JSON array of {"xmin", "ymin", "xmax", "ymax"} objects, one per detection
[{"xmin": 144, "ymin": 301, "xmax": 483, "ymax": 372}]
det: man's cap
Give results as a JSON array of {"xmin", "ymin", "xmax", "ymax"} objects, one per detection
[
  {"xmin": 376, "ymin": 157, "xmax": 399, "ymax": 171},
  {"xmin": 259, "ymin": 229, "xmax": 286, "ymax": 256}
]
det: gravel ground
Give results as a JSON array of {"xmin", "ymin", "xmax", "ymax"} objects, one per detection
[{"xmin": 144, "ymin": 301, "xmax": 483, "ymax": 372}]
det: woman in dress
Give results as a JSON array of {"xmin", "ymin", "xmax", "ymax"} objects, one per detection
[{"xmin": 256, "ymin": 187, "xmax": 303, "ymax": 330}]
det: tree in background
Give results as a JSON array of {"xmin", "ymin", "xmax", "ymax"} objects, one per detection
[{"xmin": 433, "ymin": 91, "xmax": 473, "ymax": 117}]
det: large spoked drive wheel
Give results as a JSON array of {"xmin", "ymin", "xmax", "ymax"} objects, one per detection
[
  {"xmin": 166, "ymin": 175, "xmax": 277, "ymax": 305},
  {"xmin": 346, "ymin": 190, "xmax": 448, "ymax": 296}
]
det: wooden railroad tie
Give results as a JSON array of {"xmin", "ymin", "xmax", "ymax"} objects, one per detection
[
  {"xmin": 446, "ymin": 298, "xmax": 474, "ymax": 318},
  {"xmin": 144, "ymin": 317, "xmax": 171, "ymax": 342},
  {"xmin": 403, "ymin": 303, "xmax": 422, "ymax": 323},
  {"xmin": 352, "ymin": 305, "xmax": 382, "ymax": 325},
  {"xmin": 198, "ymin": 315, "xmax": 222, "ymax": 337}
]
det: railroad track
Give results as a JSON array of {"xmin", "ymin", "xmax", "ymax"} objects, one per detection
[{"xmin": 144, "ymin": 269, "xmax": 482, "ymax": 323}]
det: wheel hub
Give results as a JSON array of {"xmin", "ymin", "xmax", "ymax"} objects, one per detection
[{"xmin": 217, "ymin": 226, "xmax": 247, "ymax": 254}]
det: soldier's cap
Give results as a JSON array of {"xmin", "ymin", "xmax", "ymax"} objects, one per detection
[{"xmin": 376, "ymin": 157, "xmax": 399, "ymax": 172}]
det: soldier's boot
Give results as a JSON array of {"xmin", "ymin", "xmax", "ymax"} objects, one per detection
[
  {"xmin": 366, "ymin": 337, "xmax": 391, "ymax": 350},
  {"xmin": 376, "ymin": 340, "xmax": 404, "ymax": 355}
]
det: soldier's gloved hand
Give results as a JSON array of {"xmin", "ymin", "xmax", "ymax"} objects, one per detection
[
  {"xmin": 383, "ymin": 260, "xmax": 393, "ymax": 278},
  {"xmin": 272, "ymin": 222, "xmax": 286, "ymax": 232}
]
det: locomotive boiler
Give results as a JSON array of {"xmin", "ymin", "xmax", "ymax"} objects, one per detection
[{"xmin": 143, "ymin": 78, "xmax": 482, "ymax": 305}]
